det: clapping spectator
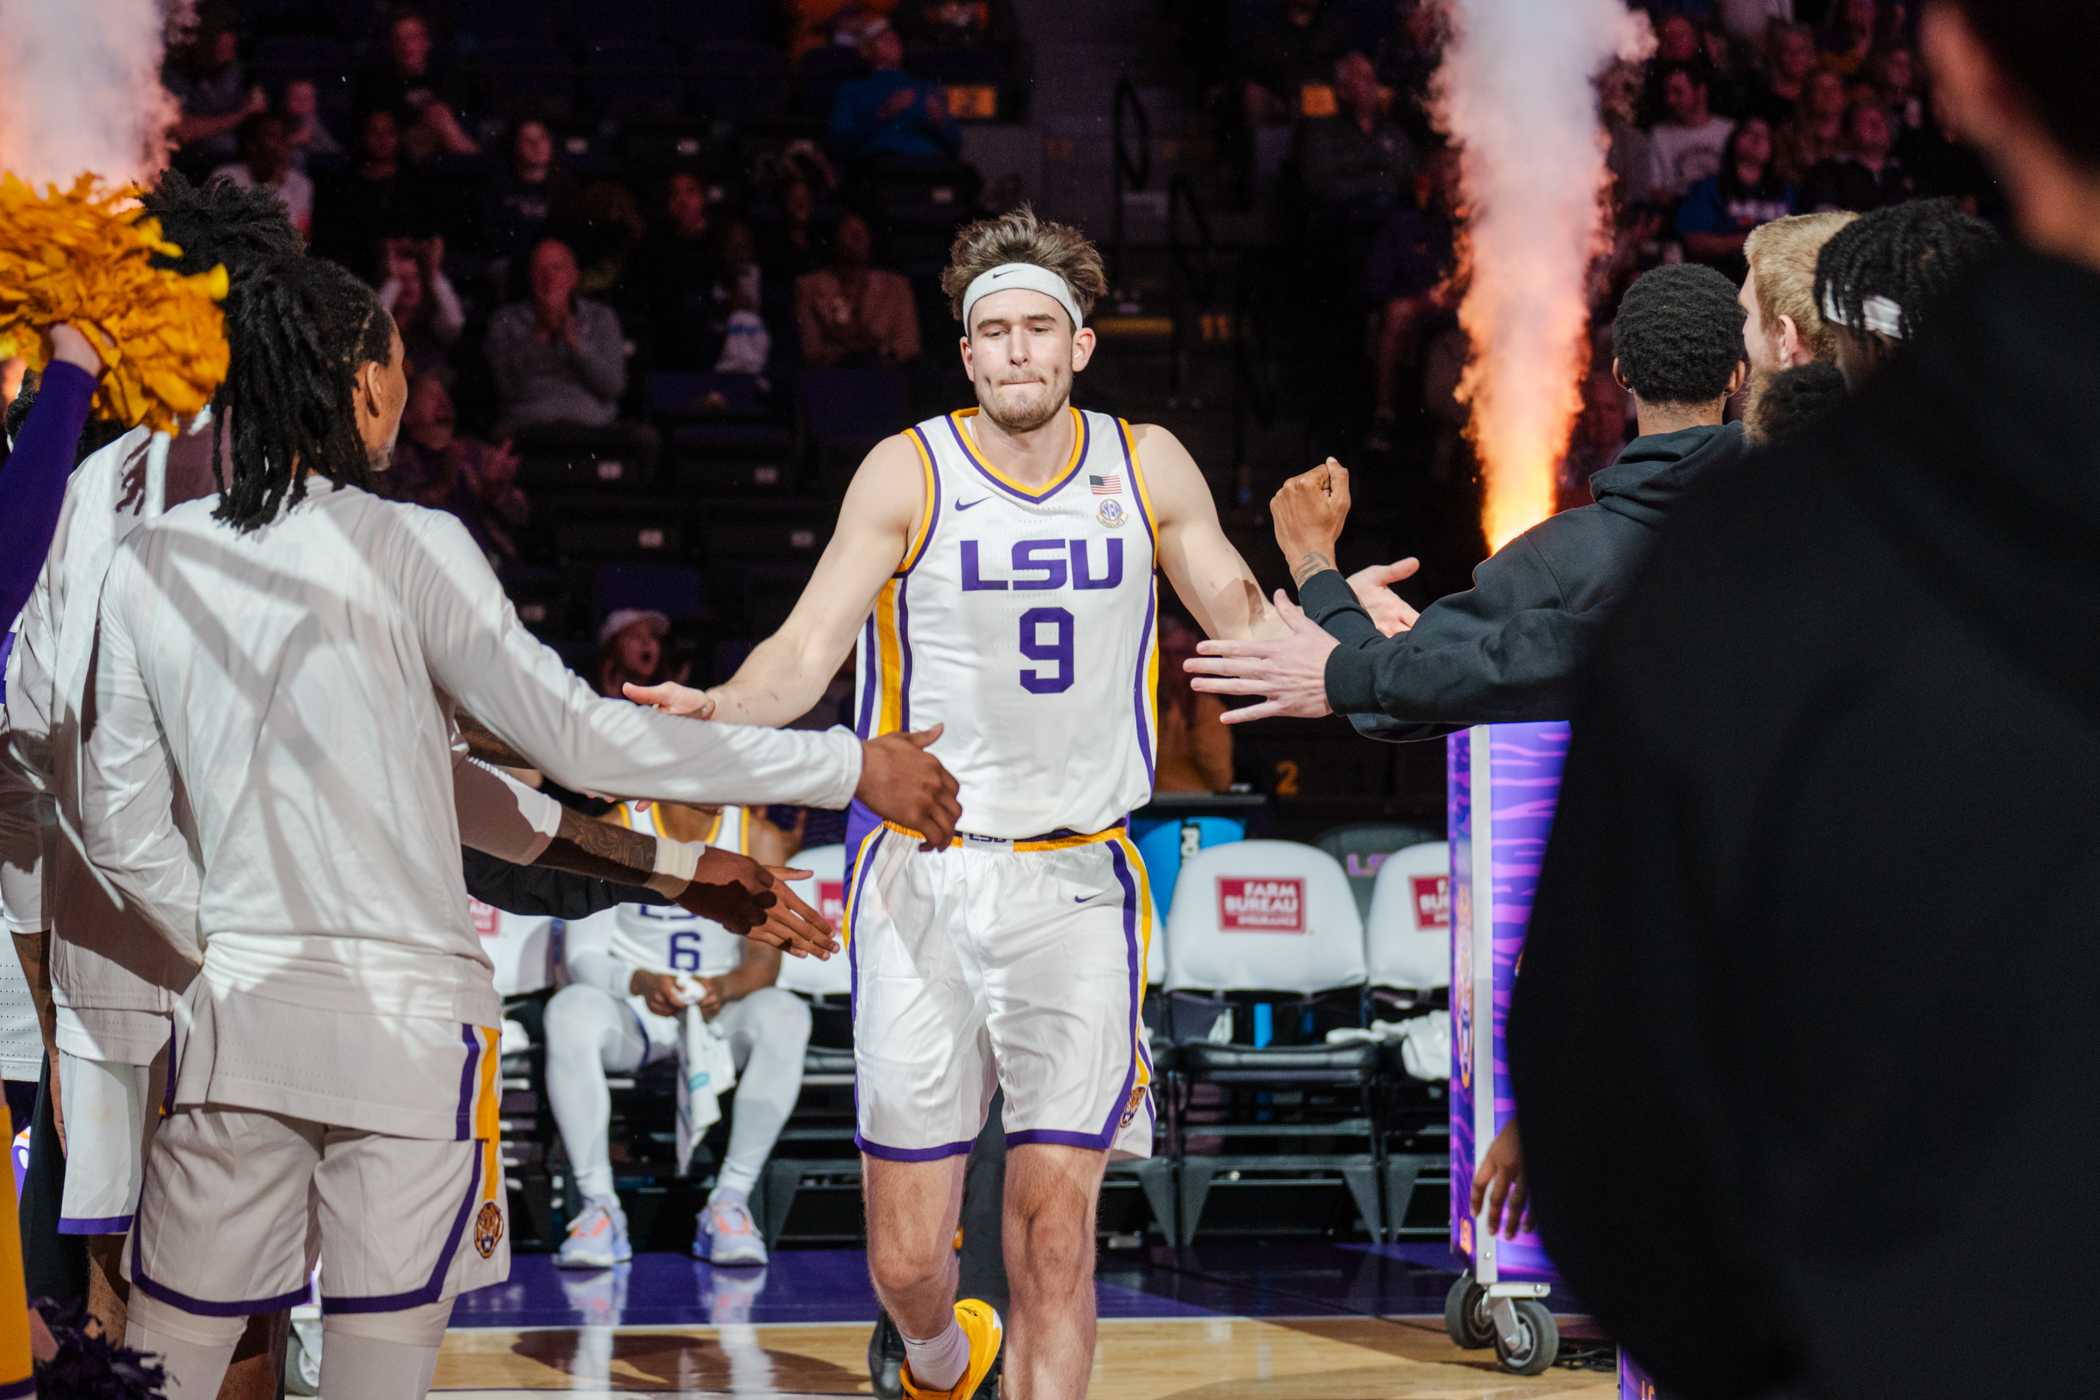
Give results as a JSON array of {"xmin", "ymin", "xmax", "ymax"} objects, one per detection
[
  {"xmin": 378, "ymin": 237, "xmax": 465, "ymax": 380},
  {"xmin": 1645, "ymin": 62, "xmax": 1735, "ymax": 202},
  {"xmin": 486, "ymin": 238, "xmax": 657, "ymax": 466},
  {"xmin": 166, "ymin": 8, "xmax": 266, "ymax": 171},
  {"xmin": 1240, "ymin": 0, "xmax": 1352, "ymax": 127},
  {"xmin": 482, "ymin": 120, "xmax": 579, "ymax": 265},
  {"xmin": 211, "ymin": 112, "xmax": 315, "ymax": 240},
  {"xmin": 1801, "ymin": 100, "xmax": 1911, "ymax": 212},
  {"xmin": 1293, "ymin": 52, "xmax": 1415, "ymax": 218},
  {"xmin": 794, "ymin": 212, "xmax": 920, "ymax": 367},
  {"xmin": 280, "ymin": 78, "xmax": 344, "ymax": 168},
  {"xmin": 356, "ymin": 6, "xmax": 479, "ymax": 158},
  {"xmin": 384, "ymin": 374, "xmax": 529, "ymax": 567},
  {"xmin": 827, "ymin": 25, "xmax": 963, "ymax": 166},
  {"xmin": 1676, "ymin": 117, "xmax": 1795, "ymax": 278},
  {"xmin": 1773, "ymin": 66, "xmax": 1847, "ymax": 183}
]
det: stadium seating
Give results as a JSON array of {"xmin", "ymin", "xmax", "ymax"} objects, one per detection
[{"xmin": 1161, "ymin": 842, "xmax": 1385, "ymax": 1243}]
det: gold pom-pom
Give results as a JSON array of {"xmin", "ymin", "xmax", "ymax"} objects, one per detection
[{"xmin": 0, "ymin": 173, "xmax": 230, "ymax": 434}]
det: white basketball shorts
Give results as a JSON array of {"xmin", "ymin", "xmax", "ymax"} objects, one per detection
[
  {"xmin": 844, "ymin": 823, "xmax": 1156, "ymax": 1161},
  {"xmin": 125, "ymin": 1106, "xmax": 509, "ymax": 1317},
  {"xmin": 57, "ymin": 1042, "xmax": 169, "ymax": 1236}
]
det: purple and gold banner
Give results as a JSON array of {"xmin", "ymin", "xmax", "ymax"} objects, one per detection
[{"xmin": 1450, "ymin": 722, "xmax": 1569, "ymax": 1283}]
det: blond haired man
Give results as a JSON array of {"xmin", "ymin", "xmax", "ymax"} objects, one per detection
[
  {"xmin": 1738, "ymin": 211, "xmax": 1858, "ymax": 436},
  {"xmin": 628, "ymin": 206, "xmax": 1404, "ymax": 1399}
]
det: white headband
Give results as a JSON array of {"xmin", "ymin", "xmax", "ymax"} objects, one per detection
[
  {"xmin": 961, "ymin": 262, "xmax": 1085, "ymax": 332},
  {"xmin": 1821, "ymin": 286, "xmax": 1906, "ymax": 341}
]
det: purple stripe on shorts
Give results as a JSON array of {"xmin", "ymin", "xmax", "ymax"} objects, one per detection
[
  {"xmin": 856, "ymin": 1134, "xmax": 975, "ymax": 1162},
  {"xmin": 0, "ymin": 1373, "xmax": 33, "ymax": 1397},
  {"xmin": 162, "ymin": 1026, "xmax": 178, "ymax": 1115},
  {"xmin": 126, "ymin": 1111, "xmax": 314, "ymax": 1319},
  {"xmin": 322, "ymin": 1139, "xmax": 483, "ymax": 1313},
  {"xmin": 57, "ymin": 1214, "xmax": 133, "ymax": 1236},
  {"xmin": 844, "ymin": 826, "xmax": 887, "ymax": 1143},
  {"xmin": 1100, "ymin": 841, "xmax": 1144, "ymax": 1142},
  {"xmin": 1005, "ymin": 1129, "xmax": 1110, "ymax": 1151},
  {"xmin": 454, "ymin": 1023, "xmax": 479, "ymax": 1142}
]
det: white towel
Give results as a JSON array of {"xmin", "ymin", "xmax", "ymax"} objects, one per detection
[{"xmin": 674, "ymin": 977, "xmax": 737, "ymax": 1175}]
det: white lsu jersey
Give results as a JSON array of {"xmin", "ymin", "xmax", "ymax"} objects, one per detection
[
  {"xmin": 854, "ymin": 407, "xmax": 1160, "ymax": 840},
  {"xmin": 567, "ymin": 801, "xmax": 754, "ymax": 979}
]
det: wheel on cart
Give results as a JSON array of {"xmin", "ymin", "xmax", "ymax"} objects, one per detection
[
  {"xmin": 1443, "ymin": 1272, "xmax": 1495, "ymax": 1350},
  {"xmin": 1491, "ymin": 1298, "xmax": 1559, "ymax": 1376}
]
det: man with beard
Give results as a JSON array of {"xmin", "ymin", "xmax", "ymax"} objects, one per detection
[
  {"xmin": 1507, "ymin": 2, "xmax": 2100, "ymax": 1396},
  {"xmin": 623, "ymin": 204, "xmax": 1407, "ymax": 1399},
  {"xmin": 1737, "ymin": 210, "xmax": 1857, "ymax": 440}
]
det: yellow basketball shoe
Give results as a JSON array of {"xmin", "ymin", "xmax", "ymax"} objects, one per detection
[{"xmin": 900, "ymin": 1299, "xmax": 1004, "ymax": 1399}]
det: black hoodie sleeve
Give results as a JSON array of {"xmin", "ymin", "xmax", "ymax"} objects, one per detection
[
  {"xmin": 459, "ymin": 846, "xmax": 665, "ymax": 919},
  {"xmin": 1297, "ymin": 535, "xmax": 1593, "ymax": 741}
]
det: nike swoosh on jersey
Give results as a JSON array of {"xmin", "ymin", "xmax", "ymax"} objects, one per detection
[{"xmin": 953, "ymin": 497, "xmax": 990, "ymax": 511}]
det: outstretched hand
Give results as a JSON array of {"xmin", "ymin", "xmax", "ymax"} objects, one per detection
[
  {"xmin": 677, "ymin": 850, "xmax": 836, "ymax": 959},
  {"xmin": 624, "ymin": 679, "xmax": 717, "ymax": 720},
  {"xmin": 856, "ymin": 725, "xmax": 962, "ymax": 850},
  {"xmin": 1185, "ymin": 591, "xmax": 1339, "ymax": 724},
  {"xmin": 1347, "ymin": 557, "xmax": 1421, "ymax": 636}
]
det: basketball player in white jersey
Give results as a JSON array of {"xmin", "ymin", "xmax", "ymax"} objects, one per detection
[
  {"xmin": 546, "ymin": 800, "xmax": 812, "ymax": 1270},
  {"xmin": 78, "ymin": 255, "xmax": 956, "ymax": 1400},
  {"xmin": 627, "ymin": 207, "xmax": 1407, "ymax": 1399}
]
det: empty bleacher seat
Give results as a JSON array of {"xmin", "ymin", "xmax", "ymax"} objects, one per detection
[
  {"xmin": 1364, "ymin": 841, "xmax": 1450, "ymax": 996},
  {"xmin": 1161, "ymin": 842, "xmax": 1385, "ymax": 1242}
]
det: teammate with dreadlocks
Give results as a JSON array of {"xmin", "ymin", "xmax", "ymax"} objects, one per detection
[
  {"xmin": 1811, "ymin": 196, "xmax": 2001, "ymax": 386},
  {"xmin": 80, "ymin": 253, "xmax": 954, "ymax": 1399},
  {"xmin": 2, "ymin": 171, "xmax": 307, "ymax": 1399}
]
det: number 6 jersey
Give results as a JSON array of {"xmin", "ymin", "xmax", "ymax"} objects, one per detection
[{"xmin": 856, "ymin": 407, "xmax": 1160, "ymax": 840}]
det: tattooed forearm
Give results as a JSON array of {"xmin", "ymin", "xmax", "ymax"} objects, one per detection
[
  {"xmin": 537, "ymin": 807, "xmax": 657, "ymax": 883},
  {"xmin": 1290, "ymin": 551, "xmax": 1337, "ymax": 587},
  {"xmin": 457, "ymin": 710, "xmax": 533, "ymax": 770}
]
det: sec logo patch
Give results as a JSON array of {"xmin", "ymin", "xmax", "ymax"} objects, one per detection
[{"xmin": 474, "ymin": 1201, "xmax": 505, "ymax": 1259}]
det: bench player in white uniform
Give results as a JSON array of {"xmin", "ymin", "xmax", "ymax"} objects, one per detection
[
  {"xmin": 77, "ymin": 256, "xmax": 957, "ymax": 1400},
  {"xmin": 546, "ymin": 801, "xmax": 812, "ymax": 1269},
  {"xmin": 627, "ymin": 207, "xmax": 1407, "ymax": 1400}
]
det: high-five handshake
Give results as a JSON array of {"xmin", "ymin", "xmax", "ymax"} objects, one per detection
[{"xmin": 1183, "ymin": 459, "xmax": 1419, "ymax": 724}]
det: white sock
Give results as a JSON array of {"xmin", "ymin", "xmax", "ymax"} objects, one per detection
[
  {"xmin": 126, "ymin": 1292, "xmax": 245, "ymax": 1399},
  {"xmin": 709, "ymin": 1184, "xmax": 749, "ymax": 1211},
  {"xmin": 544, "ymin": 985, "xmax": 648, "ymax": 1203},
  {"xmin": 902, "ymin": 1317, "xmax": 969, "ymax": 1392},
  {"xmin": 321, "ymin": 1299, "xmax": 454, "ymax": 1399},
  {"xmin": 715, "ymin": 990, "xmax": 810, "ymax": 1199}
]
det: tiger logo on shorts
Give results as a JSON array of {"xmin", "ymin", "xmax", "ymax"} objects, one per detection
[
  {"xmin": 474, "ymin": 1201, "xmax": 505, "ymax": 1259},
  {"xmin": 1119, "ymin": 1084, "xmax": 1145, "ymax": 1130}
]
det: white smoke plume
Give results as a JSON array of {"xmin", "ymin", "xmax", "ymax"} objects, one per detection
[
  {"xmin": 0, "ymin": 0, "xmax": 188, "ymax": 190},
  {"xmin": 1433, "ymin": 0, "xmax": 1653, "ymax": 550}
]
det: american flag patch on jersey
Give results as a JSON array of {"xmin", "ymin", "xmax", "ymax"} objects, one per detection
[{"xmin": 1089, "ymin": 473, "xmax": 1123, "ymax": 495}]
